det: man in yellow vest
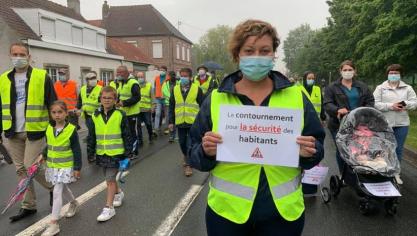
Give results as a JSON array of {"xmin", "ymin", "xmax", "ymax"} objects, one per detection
[
  {"xmin": 193, "ymin": 65, "xmax": 218, "ymax": 99},
  {"xmin": 301, "ymin": 71, "xmax": 326, "ymax": 124},
  {"xmin": 0, "ymin": 43, "xmax": 54, "ymax": 222},
  {"xmin": 77, "ymin": 71, "xmax": 102, "ymax": 162},
  {"xmin": 115, "ymin": 66, "xmax": 140, "ymax": 156},
  {"xmin": 168, "ymin": 68, "xmax": 204, "ymax": 177},
  {"xmin": 136, "ymin": 71, "xmax": 153, "ymax": 146}
]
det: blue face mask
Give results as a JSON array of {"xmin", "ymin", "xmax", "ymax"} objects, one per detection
[
  {"xmin": 180, "ymin": 77, "xmax": 190, "ymax": 86},
  {"xmin": 306, "ymin": 79, "xmax": 315, "ymax": 86},
  {"xmin": 388, "ymin": 74, "xmax": 401, "ymax": 82},
  {"xmin": 239, "ymin": 56, "xmax": 274, "ymax": 81}
]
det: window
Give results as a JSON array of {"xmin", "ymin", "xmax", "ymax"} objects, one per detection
[
  {"xmin": 45, "ymin": 65, "xmax": 68, "ymax": 83},
  {"xmin": 40, "ymin": 17, "xmax": 55, "ymax": 40},
  {"xmin": 72, "ymin": 26, "xmax": 82, "ymax": 46},
  {"xmin": 100, "ymin": 70, "xmax": 114, "ymax": 85},
  {"xmin": 152, "ymin": 40, "xmax": 163, "ymax": 58},
  {"xmin": 126, "ymin": 40, "xmax": 138, "ymax": 47},
  {"xmin": 187, "ymin": 47, "xmax": 190, "ymax": 62},
  {"xmin": 83, "ymin": 28, "xmax": 97, "ymax": 48},
  {"xmin": 55, "ymin": 20, "xmax": 71, "ymax": 43},
  {"xmin": 176, "ymin": 44, "xmax": 180, "ymax": 59},
  {"xmin": 97, "ymin": 34, "xmax": 105, "ymax": 50},
  {"xmin": 182, "ymin": 45, "xmax": 185, "ymax": 61}
]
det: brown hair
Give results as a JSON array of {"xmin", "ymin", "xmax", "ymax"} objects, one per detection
[
  {"xmin": 339, "ymin": 60, "xmax": 356, "ymax": 71},
  {"xmin": 179, "ymin": 68, "xmax": 192, "ymax": 77},
  {"xmin": 50, "ymin": 100, "xmax": 68, "ymax": 113},
  {"xmin": 386, "ymin": 64, "xmax": 403, "ymax": 75},
  {"xmin": 228, "ymin": 19, "xmax": 280, "ymax": 63},
  {"xmin": 100, "ymin": 86, "xmax": 118, "ymax": 99},
  {"xmin": 9, "ymin": 42, "xmax": 29, "ymax": 54}
]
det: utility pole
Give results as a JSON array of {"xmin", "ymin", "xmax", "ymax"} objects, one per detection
[{"xmin": 177, "ymin": 20, "xmax": 182, "ymax": 30}]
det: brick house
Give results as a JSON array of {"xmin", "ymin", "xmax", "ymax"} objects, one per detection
[{"xmin": 89, "ymin": 1, "xmax": 193, "ymax": 72}]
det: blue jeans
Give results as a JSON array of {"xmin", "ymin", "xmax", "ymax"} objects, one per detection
[
  {"xmin": 154, "ymin": 98, "xmax": 165, "ymax": 131},
  {"xmin": 392, "ymin": 126, "xmax": 409, "ymax": 162},
  {"xmin": 137, "ymin": 112, "xmax": 153, "ymax": 143},
  {"xmin": 330, "ymin": 129, "xmax": 344, "ymax": 174}
]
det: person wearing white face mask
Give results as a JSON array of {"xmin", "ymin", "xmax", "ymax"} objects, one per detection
[
  {"xmin": 54, "ymin": 68, "xmax": 79, "ymax": 129},
  {"xmin": 189, "ymin": 19, "xmax": 325, "ymax": 235},
  {"xmin": 193, "ymin": 65, "xmax": 219, "ymax": 99},
  {"xmin": 77, "ymin": 71, "xmax": 102, "ymax": 162},
  {"xmin": 0, "ymin": 42, "xmax": 56, "ymax": 222},
  {"xmin": 373, "ymin": 64, "xmax": 417, "ymax": 184},
  {"xmin": 323, "ymin": 60, "xmax": 375, "ymax": 173}
]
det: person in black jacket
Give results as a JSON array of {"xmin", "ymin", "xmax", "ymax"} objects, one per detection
[
  {"xmin": 323, "ymin": 60, "xmax": 375, "ymax": 173},
  {"xmin": 0, "ymin": 43, "xmax": 55, "ymax": 222}
]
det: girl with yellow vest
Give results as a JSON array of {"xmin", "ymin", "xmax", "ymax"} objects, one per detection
[
  {"xmin": 168, "ymin": 68, "xmax": 204, "ymax": 177},
  {"xmin": 189, "ymin": 20, "xmax": 325, "ymax": 235},
  {"xmin": 39, "ymin": 101, "xmax": 82, "ymax": 236},
  {"xmin": 87, "ymin": 86, "xmax": 133, "ymax": 222}
]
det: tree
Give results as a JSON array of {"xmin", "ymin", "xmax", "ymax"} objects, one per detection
[{"xmin": 191, "ymin": 25, "xmax": 235, "ymax": 75}]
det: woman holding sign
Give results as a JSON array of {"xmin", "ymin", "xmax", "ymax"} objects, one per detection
[{"xmin": 189, "ymin": 19, "xmax": 325, "ymax": 236}]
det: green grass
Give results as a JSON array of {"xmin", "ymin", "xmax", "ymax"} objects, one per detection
[{"xmin": 406, "ymin": 110, "xmax": 417, "ymax": 150}]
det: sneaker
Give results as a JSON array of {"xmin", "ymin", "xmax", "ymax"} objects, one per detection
[
  {"xmin": 41, "ymin": 223, "xmax": 60, "ymax": 236},
  {"xmin": 113, "ymin": 191, "xmax": 125, "ymax": 207},
  {"xmin": 395, "ymin": 174, "xmax": 403, "ymax": 185},
  {"xmin": 65, "ymin": 200, "xmax": 79, "ymax": 218},
  {"xmin": 97, "ymin": 207, "xmax": 115, "ymax": 222},
  {"xmin": 184, "ymin": 165, "xmax": 193, "ymax": 177},
  {"xmin": 164, "ymin": 128, "xmax": 169, "ymax": 135}
]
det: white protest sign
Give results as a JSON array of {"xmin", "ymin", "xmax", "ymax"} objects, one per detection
[
  {"xmin": 363, "ymin": 181, "xmax": 401, "ymax": 197},
  {"xmin": 217, "ymin": 105, "xmax": 302, "ymax": 167},
  {"xmin": 302, "ymin": 166, "xmax": 329, "ymax": 185}
]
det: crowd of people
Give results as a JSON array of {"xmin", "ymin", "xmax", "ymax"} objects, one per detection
[{"xmin": 0, "ymin": 18, "xmax": 416, "ymax": 236}]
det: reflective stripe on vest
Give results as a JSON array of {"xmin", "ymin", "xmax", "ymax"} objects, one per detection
[
  {"xmin": 139, "ymin": 82, "xmax": 152, "ymax": 111},
  {"xmin": 0, "ymin": 68, "xmax": 49, "ymax": 132},
  {"xmin": 92, "ymin": 110, "xmax": 125, "ymax": 156},
  {"xmin": 117, "ymin": 79, "xmax": 140, "ymax": 116},
  {"xmin": 174, "ymin": 84, "xmax": 199, "ymax": 125},
  {"xmin": 208, "ymin": 86, "xmax": 305, "ymax": 223},
  {"xmin": 301, "ymin": 85, "xmax": 321, "ymax": 114},
  {"xmin": 109, "ymin": 81, "xmax": 117, "ymax": 89},
  {"xmin": 54, "ymin": 80, "xmax": 77, "ymax": 110},
  {"xmin": 193, "ymin": 75, "xmax": 212, "ymax": 94},
  {"xmin": 81, "ymin": 85, "xmax": 102, "ymax": 115},
  {"xmin": 46, "ymin": 124, "xmax": 75, "ymax": 168}
]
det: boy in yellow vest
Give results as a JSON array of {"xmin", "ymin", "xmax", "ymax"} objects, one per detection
[
  {"xmin": 168, "ymin": 68, "xmax": 204, "ymax": 176},
  {"xmin": 87, "ymin": 86, "xmax": 133, "ymax": 222}
]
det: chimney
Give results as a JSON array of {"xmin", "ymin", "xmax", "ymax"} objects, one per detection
[
  {"xmin": 67, "ymin": 0, "xmax": 80, "ymax": 14},
  {"xmin": 102, "ymin": 0, "xmax": 110, "ymax": 19}
]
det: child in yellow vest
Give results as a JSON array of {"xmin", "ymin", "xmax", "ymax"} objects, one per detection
[
  {"xmin": 87, "ymin": 86, "xmax": 132, "ymax": 222},
  {"xmin": 40, "ymin": 100, "xmax": 82, "ymax": 236}
]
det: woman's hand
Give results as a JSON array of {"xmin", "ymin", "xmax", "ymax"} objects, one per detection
[
  {"xmin": 202, "ymin": 132, "xmax": 222, "ymax": 157},
  {"xmin": 337, "ymin": 108, "xmax": 349, "ymax": 119},
  {"xmin": 73, "ymin": 171, "xmax": 81, "ymax": 179},
  {"xmin": 296, "ymin": 136, "xmax": 317, "ymax": 158},
  {"xmin": 36, "ymin": 154, "xmax": 44, "ymax": 164}
]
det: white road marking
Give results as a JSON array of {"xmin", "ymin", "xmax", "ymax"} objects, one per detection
[
  {"xmin": 16, "ymin": 171, "xmax": 129, "ymax": 236},
  {"xmin": 153, "ymin": 184, "xmax": 204, "ymax": 236}
]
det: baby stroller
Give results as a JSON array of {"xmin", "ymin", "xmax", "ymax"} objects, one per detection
[{"xmin": 329, "ymin": 107, "xmax": 401, "ymax": 215}]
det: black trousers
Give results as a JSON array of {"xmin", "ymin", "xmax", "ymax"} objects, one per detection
[
  {"xmin": 206, "ymin": 205, "xmax": 304, "ymax": 236},
  {"xmin": 177, "ymin": 127, "xmax": 191, "ymax": 165},
  {"xmin": 137, "ymin": 112, "xmax": 153, "ymax": 143},
  {"xmin": 127, "ymin": 116, "xmax": 138, "ymax": 153}
]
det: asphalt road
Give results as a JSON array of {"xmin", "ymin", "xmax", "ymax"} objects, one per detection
[{"xmin": 1, "ymin": 129, "xmax": 416, "ymax": 236}]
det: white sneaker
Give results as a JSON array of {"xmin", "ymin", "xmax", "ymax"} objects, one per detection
[
  {"xmin": 113, "ymin": 191, "xmax": 124, "ymax": 207},
  {"xmin": 395, "ymin": 174, "xmax": 403, "ymax": 185},
  {"xmin": 41, "ymin": 223, "xmax": 60, "ymax": 236},
  {"xmin": 97, "ymin": 207, "xmax": 116, "ymax": 222},
  {"xmin": 65, "ymin": 200, "xmax": 79, "ymax": 218}
]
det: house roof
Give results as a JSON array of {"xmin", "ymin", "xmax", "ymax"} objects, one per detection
[
  {"xmin": 98, "ymin": 4, "xmax": 192, "ymax": 44},
  {"xmin": 0, "ymin": 0, "xmax": 86, "ymax": 40},
  {"xmin": 106, "ymin": 38, "xmax": 154, "ymax": 65},
  {"xmin": 88, "ymin": 19, "xmax": 103, "ymax": 28}
]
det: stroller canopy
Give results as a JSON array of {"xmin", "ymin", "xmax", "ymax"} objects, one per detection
[{"xmin": 336, "ymin": 107, "xmax": 400, "ymax": 176}]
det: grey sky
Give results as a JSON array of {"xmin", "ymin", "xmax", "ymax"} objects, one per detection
[{"xmin": 51, "ymin": 0, "xmax": 330, "ymax": 70}]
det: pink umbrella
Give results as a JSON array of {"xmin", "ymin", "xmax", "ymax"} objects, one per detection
[{"xmin": 2, "ymin": 162, "xmax": 40, "ymax": 214}]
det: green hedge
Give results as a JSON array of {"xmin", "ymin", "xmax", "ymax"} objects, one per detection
[{"xmin": 406, "ymin": 110, "xmax": 417, "ymax": 150}]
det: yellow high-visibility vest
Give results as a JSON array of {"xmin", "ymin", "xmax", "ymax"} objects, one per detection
[
  {"xmin": 46, "ymin": 124, "xmax": 75, "ymax": 168},
  {"xmin": 80, "ymin": 85, "xmax": 102, "ymax": 116},
  {"xmin": 208, "ymin": 86, "xmax": 305, "ymax": 224},
  {"xmin": 0, "ymin": 68, "xmax": 49, "ymax": 132},
  {"xmin": 301, "ymin": 85, "xmax": 321, "ymax": 114},
  {"xmin": 174, "ymin": 84, "xmax": 199, "ymax": 125},
  {"xmin": 193, "ymin": 75, "xmax": 213, "ymax": 94},
  {"xmin": 117, "ymin": 79, "xmax": 140, "ymax": 116},
  {"xmin": 139, "ymin": 82, "xmax": 152, "ymax": 112},
  {"xmin": 92, "ymin": 110, "xmax": 125, "ymax": 156}
]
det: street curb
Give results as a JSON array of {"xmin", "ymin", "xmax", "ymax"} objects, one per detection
[{"xmin": 404, "ymin": 146, "xmax": 417, "ymax": 159}]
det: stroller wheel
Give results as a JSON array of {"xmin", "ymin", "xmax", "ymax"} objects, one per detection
[
  {"xmin": 330, "ymin": 175, "xmax": 341, "ymax": 197},
  {"xmin": 384, "ymin": 199, "xmax": 398, "ymax": 216},
  {"xmin": 321, "ymin": 187, "xmax": 331, "ymax": 204}
]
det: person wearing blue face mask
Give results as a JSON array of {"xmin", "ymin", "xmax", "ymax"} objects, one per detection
[
  {"xmin": 168, "ymin": 68, "xmax": 203, "ymax": 177},
  {"xmin": 188, "ymin": 19, "xmax": 325, "ymax": 236},
  {"xmin": 373, "ymin": 64, "xmax": 417, "ymax": 184}
]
